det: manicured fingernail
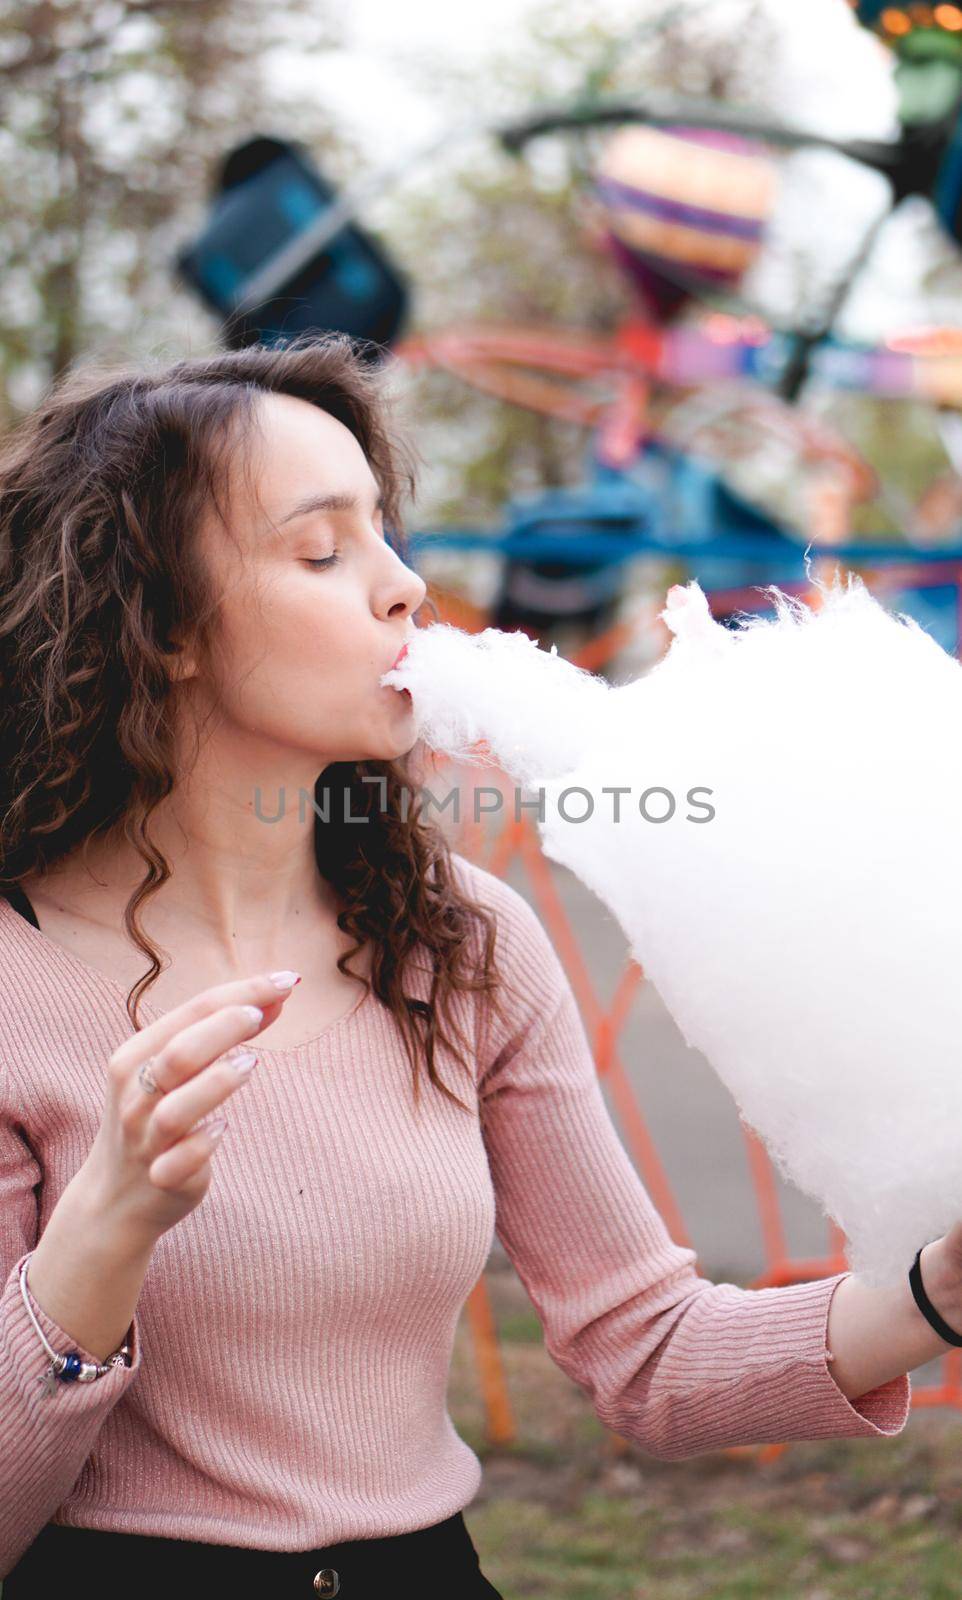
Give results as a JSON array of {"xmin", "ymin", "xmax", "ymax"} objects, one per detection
[
  {"xmin": 268, "ymin": 970, "xmax": 301, "ymax": 991},
  {"xmin": 242, "ymin": 1005, "xmax": 263, "ymax": 1028},
  {"xmin": 207, "ymin": 1116, "xmax": 228, "ymax": 1143},
  {"xmin": 228, "ymin": 1049, "xmax": 258, "ymax": 1077}
]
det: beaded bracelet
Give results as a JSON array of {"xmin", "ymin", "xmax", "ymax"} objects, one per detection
[{"xmin": 19, "ymin": 1253, "xmax": 133, "ymax": 1396}]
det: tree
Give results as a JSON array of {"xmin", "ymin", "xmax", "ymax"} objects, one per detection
[
  {"xmin": 359, "ymin": 11, "xmax": 635, "ymax": 536},
  {"xmin": 0, "ymin": 0, "xmax": 345, "ymax": 420}
]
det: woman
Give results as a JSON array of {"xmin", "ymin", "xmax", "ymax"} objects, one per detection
[{"xmin": 0, "ymin": 333, "xmax": 959, "ymax": 1597}]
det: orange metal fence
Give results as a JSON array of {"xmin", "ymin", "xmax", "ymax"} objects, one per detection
[{"xmin": 427, "ymin": 559, "xmax": 962, "ymax": 1464}]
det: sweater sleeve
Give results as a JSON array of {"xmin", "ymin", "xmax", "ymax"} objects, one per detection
[
  {"xmin": 476, "ymin": 878, "xmax": 911, "ymax": 1462},
  {"xmin": 0, "ymin": 1068, "xmax": 143, "ymax": 1577}
]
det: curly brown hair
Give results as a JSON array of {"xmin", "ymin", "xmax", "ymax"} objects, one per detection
[{"xmin": 0, "ymin": 332, "xmax": 509, "ymax": 1117}]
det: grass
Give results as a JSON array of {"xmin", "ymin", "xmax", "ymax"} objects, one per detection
[{"xmin": 454, "ymin": 1260, "xmax": 962, "ymax": 1599}]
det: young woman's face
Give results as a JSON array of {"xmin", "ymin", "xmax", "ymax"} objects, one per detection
[{"xmin": 189, "ymin": 390, "xmax": 427, "ymax": 766}]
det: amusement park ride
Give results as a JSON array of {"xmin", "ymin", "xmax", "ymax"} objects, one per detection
[{"xmin": 177, "ymin": 0, "xmax": 962, "ymax": 664}]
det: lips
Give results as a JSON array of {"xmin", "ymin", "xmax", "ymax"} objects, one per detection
[{"xmin": 383, "ymin": 640, "xmax": 413, "ymax": 702}]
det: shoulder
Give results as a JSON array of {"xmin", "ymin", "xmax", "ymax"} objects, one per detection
[
  {"xmin": 447, "ymin": 850, "xmax": 568, "ymax": 1012},
  {"xmin": 447, "ymin": 854, "xmax": 590, "ymax": 1099},
  {"xmin": 448, "ymin": 849, "xmax": 550, "ymax": 942}
]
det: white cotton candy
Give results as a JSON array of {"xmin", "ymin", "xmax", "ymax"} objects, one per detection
[
  {"xmin": 382, "ymin": 623, "xmax": 610, "ymax": 788},
  {"xmin": 382, "ymin": 575, "xmax": 962, "ymax": 1289}
]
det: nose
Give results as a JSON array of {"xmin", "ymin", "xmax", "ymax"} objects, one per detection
[{"xmin": 376, "ymin": 548, "xmax": 427, "ymax": 622}]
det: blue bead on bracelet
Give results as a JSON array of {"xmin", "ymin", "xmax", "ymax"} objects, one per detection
[{"xmin": 18, "ymin": 1253, "xmax": 132, "ymax": 1396}]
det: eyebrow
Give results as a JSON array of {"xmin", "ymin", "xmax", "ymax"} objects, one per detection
[{"xmin": 275, "ymin": 488, "xmax": 385, "ymax": 526}]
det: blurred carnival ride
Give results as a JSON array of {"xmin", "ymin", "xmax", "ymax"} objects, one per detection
[
  {"xmin": 395, "ymin": 0, "xmax": 962, "ymax": 665},
  {"xmin": 178, "ymin": 0, "xmax": 962, "ymax": 668}
]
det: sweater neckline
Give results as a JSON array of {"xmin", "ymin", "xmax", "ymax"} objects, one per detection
[{"xmin": 0, "ymin": 892, "xmax": 373, "ymax": 1055}]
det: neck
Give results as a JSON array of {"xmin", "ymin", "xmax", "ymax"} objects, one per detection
[{"xmin": 27, "ymin": 711, "xmax": 365, "ymax": 968}]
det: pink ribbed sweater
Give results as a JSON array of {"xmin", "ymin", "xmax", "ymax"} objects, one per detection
[{"xmin": 0, "ymin": 853, "xmax": 910, "ymax": 1575}]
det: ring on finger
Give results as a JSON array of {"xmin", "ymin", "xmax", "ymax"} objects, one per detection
[{"xmin": 138, "ymin": 1057, "xmax": 163, "ymax": 1095}]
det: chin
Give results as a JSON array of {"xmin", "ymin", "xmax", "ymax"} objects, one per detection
[
  {"xmin": 344, "ymin": 731, "xmax": 418, "ymax": 766},
  {"xmin": 388, "ymin": 728, "xmax": 420, "ymax": 759}
]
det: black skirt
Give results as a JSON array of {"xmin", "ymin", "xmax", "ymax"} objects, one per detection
[{"xmin": 2, "ymin": 1508, "xmax": 505, "ymax": 1598}]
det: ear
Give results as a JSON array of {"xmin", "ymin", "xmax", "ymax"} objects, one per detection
[{"xmin": 162, "ymin": 627, "xmax": 198, "ymax": 684}]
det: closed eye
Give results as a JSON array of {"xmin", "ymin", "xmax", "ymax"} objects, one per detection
[{"xmin": 298, "ymin": 504, "xmax": 390, "ymax": 572}]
